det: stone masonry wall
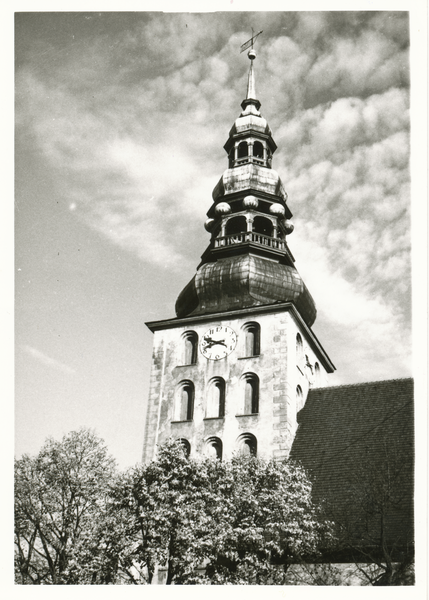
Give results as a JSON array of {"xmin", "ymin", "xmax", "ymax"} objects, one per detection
[{"xmin": 142, "ymin": 307, "xmax": 330, "ymax": 463}]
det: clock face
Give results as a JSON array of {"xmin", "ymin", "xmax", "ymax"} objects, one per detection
[{"xmin": 200, "ymin": 326, "xmax": 237, "ymax": 360}]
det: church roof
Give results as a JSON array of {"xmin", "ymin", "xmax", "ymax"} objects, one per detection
[
  {"xmin": 290, "ymin": 378, "xmax": 414, "ymax": 560},
  {"xmin": 175, "ymin": 254, "xmax": 317, "ymax": 326}
]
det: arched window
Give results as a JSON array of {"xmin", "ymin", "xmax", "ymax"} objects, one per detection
[
  {"xmin": 182, "ymin": 331, "xmax": 198, "ymax": 365},
  {"xmin": 225, "ymin": 216, "xmax": 247, "ymax": 236},
  {"xmin": 177, "ymin": 438, "xmax": 191, "ymax": 457},
  {"xmin": 237, "ymin": 433, "xmax": 257, "ymax": 456},
  {"xmin": 242, "ymin": 322, "xmax": 260, "ymax": 357},
  {"xmin": 204, "ymin": 437, "xmax": 223, "ymax": 460},
  {"xmin": 296, "ymin": 385, "xmax": 304, "ymax": 412},
  {"xmin": 253, "ymin": 216, "xmax": 273, "ymax": 237},
  {"xmin": 206, "ymin": 377, "xmax": 225, "ymax": 418},
  {"xmin": 314, "ymin": 362, "xmax": 320, "ymax": 384},
  {"xmin": 237, "ymin": 141, "xmax": 248, "ymax": 158},
  {"xmin": 296, "ymin": 333, "xmax": 303, "ymax": 364},
  {"xmin": 241, "ymin": 373, "xmax": 259, "ymax": 415},
  {"xmin": 253, "ymin": 141, "xmax": 264, "ymax": 159},
  {"xmin": 174, "ymin": 380, "xmax": 194, "ymax": 422}
]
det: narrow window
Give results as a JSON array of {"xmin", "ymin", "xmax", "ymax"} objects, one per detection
[
  {"xmin": 182, "ymin": 331, "xmax": 198, "ymax": 365},
  {"xmin": 296, "ymin": 333, "xmax": 303, "ymax": 364},
  {"xmin": 204, "ymin": 437, "xmax": 223, "ymax": 460},
  {"xmin": 314, "ymin": 362, "xmax": 320, "ymax": 385},
  {"xmin": 241, "ymin": 373, "xmax": 259, "ymax": 414},
  {"xmin": 242, "ymin": 322, "xmax": 260, "ymax": 357},
  {"xmin": 206, "ymin": 377, "xmax": 225, "ymax": 418},
  {"xmin": 237, "ymin": 141, "xmax": 248, "ymax": 158},
  {"xmin": 175, "ymin": 380, "xmax": 194, "ymax": 421},
  {"xmin": 296, "ymin": 385, "xmax": 304, "ymax": 412},
  {"xmin": 253, "ymin": 141, "xmax": 264, "ymax": 159},
  {"xmin": 237, "ymin": 433, "xmax": 257, "ymax": 456}
]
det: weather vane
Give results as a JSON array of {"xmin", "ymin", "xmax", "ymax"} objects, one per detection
[{"xmin": 240, "ymin": 28, "xmax": 263, "ymax": 53}]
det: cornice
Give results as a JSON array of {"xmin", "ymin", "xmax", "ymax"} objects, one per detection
[{"xmin": 146, "ymin": 301, "xmax": 336, "ymax": 373}]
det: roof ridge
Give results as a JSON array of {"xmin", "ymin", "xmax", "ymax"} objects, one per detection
[{"xmin": 310, "ymin": 377, "xmax": 413, "ymax": 392}]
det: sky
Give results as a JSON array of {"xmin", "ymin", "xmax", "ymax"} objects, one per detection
[{"xmin": 13, "ymin": 7, "xmax": 423, "ymax": 471}]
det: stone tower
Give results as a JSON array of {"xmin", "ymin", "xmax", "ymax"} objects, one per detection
[{"xmin": 142, "ymin": 49, "xmax": 335, "ymax": 463}]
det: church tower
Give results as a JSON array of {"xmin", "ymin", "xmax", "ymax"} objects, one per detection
[{"xmin": 143, "ymin": 48, "xmax": 335, "ymax": 463}]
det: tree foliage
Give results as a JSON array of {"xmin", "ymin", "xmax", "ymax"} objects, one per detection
[
  {"xmin": 14, "ymin": 428, "xmax": 117, "ymax": 584},
  {"xmin": 108, "ymin": 439, "xmax": 334, "ymax": 584},
  {"xmin": 14, "ymin": 434, "xmax": 334, "ymax": 585}
]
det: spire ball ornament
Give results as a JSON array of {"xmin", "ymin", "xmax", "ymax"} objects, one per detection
[
  {"xmin": 283, "ymin": 219, "xmax": 294, "ymax": 235},
  {"xmin": 204, "ymin": 218, "xmax": 215, "ymax": 232},
  {"xmin": 269, "ymin": 203, "xmax": 286, "ymax": 217},
  {"xmin": 215, "ymin": 202, "xmax": 231, "ymax": 215},
  {"xmin": 243, "ymin": 195, "xmax": 259, "ymax": 209},
  {"xmin": 248, "ymin": 48, "xmax": 256, "ymax": 60}
]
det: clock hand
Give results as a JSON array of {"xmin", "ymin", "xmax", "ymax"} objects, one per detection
[{"xmin": 203, "ymin": 336, "xmax": 227, "ymax": 349}]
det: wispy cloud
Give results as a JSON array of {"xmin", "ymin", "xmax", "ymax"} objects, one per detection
[{"xmin": 23, "ymin": 346, "xmax": 76, "ymax": 375}]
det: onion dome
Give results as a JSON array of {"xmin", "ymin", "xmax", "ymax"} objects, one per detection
[{"xmin": 175, "ymin": 254, "xmax": 316, "ymax": 327}]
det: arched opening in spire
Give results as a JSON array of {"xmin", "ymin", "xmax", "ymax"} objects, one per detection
[
  {"xmin": 237, "ymin": 141, "xmax": 248, "ymax": 159},
  {"xmin": 253, "ymin": 216, "xmax": 273, "ymax": 237},
  {"xmin": 253, "ymin": 141, "xmax": 264, "ymax": 160},
  {"xmin": 226, "ymin": 216, "xmax": 247, "ymax": 236}
]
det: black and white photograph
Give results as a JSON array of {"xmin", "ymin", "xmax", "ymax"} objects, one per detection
[{"xmin": 12, "ymin": 3, "xmax": 426, "ymax": 590}]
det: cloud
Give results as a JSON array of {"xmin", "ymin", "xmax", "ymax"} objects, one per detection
[
  {"xmin": 15, "ymin": 12, "xmax": 411, "ymax": 380},
  {"xmin": 274, "ymin": 84, "xmax": 410, "ymax": 337},
  {"xmin": 23, "ymin": 346, "xmax": 76, "ymax": 375},
  {"xmin": 294, "ymin": 236, "xmax": 412, "ymax": 384}
]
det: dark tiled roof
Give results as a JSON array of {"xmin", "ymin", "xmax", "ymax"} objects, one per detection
[
  {"xmin": 290, "ymin": 378, "xmax": 414, "ymax": 559},
  {"xmin": 175, "ymin": 254, "xmax": 316, "ymax": 326}
]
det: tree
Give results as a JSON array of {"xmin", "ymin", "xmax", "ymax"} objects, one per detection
[
  {"xmin": 203, "ymin": 454, "xmax": 335, "ymax": 584},
  {"xmin": 110, "ymin": 440, "xmax": 335, "ymax": 585},
  {"xmin": 109, "ymin": 439, "xmax": 228, "ymax": 584},
  {"xmin": 15, "ymin": 435, "xmax": 335, "ymax": 585},
  {"xmin": 14, "ymin": 428, "xmax": 117, "ymax": 584}
]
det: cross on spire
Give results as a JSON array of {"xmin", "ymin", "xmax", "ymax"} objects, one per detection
[{"xmin": 240, "ymin": 29, "xmax": 263, "ymax": 54}]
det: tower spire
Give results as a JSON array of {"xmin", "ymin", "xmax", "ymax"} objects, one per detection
[
  {"xmin": 240, "ymin": 30, "xmax": 262, "ymax": 114},
  {"xmin": 246, "ymin": 50, "xmax": 257, "ymax": 101}
]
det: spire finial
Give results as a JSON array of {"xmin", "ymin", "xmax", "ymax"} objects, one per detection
[
  {"xmin": 240, "ymin": 29, "xmax": 263, "ymax": 54},
  {"xmin": 246, "ymin": 54, "xmax": 257, "ymax": 100},
  {"xmin": 240, "ymin": 29, "xmax": 263, "ymax": 113}
]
